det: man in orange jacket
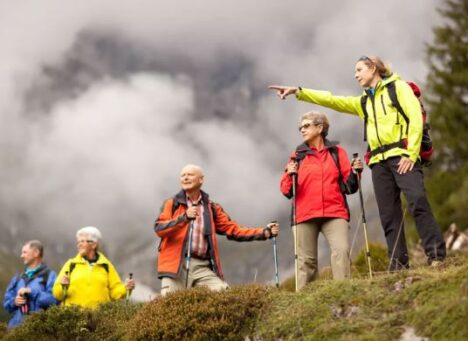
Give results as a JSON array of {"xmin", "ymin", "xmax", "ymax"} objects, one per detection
[{"xmin": 154, "ymin": 164, "xmax": 280, "ymax": 295}]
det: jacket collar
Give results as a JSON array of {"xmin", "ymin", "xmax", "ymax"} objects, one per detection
[
  {"xmin": 21, "ymin": 263, "xmax": 48, "ymax": 282},
  {"xmin": 296, "ymin": 139, "xmax": 339, "ymax": 153},
  {"xmin": 174, "ymin": 189, "xmax": 210, "ymax": 206},
  {"xmin": 71, "ymin": 252, "xmax": 110, "ymax": 265},
  {"xmin": 362, "ymin": 73, "xmax": 401, "ymax": 96}
]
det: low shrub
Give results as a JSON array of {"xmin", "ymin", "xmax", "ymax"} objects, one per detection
[
  {"xmin": 3, "ymin": 301, "xmax": 142, "ymax": 341},
  {"xmin": 353, "ymin": 242, "xmax": 388, "ymax": 277},
  {"xmin": 126, "ymin": 284, "xmax": 272, "ymax": 340},
  {"xmin": 89, "ymin": 301, "xmax": 143, "ymax": 340},
  {"xmin": 3, "ymin": 305, "xmax": 89, "ymax": 341}
]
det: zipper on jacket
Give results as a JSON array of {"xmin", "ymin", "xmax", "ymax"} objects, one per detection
[
  {"xmin": 370, "ymin": 94, "xmax": 384, "ymax": 158},
  {"xmin": 380, "ymin": 96, "xmax": 387, "ymax": 115}
]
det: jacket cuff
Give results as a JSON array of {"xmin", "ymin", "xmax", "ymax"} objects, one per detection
[{"xmin": 295, "ymin": 86, "xmax": 303, "ymax": 99}]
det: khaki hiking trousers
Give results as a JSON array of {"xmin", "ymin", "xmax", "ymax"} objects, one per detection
[
  {"xmin": 295, "ymin": 217, "xmax": 350, "ymax": 290},
  {"xmin": 161, "ymin": 257, "xmax": 228, "ymax": 295}
]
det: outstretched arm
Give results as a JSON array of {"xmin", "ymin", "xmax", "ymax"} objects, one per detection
[
  {"xmin": 268, "ymin": 85, "xmax": 363, "ymax": 117},
  {"xmin": 212, "ymin": 203, "xmax": 272, "ymax": 241}
]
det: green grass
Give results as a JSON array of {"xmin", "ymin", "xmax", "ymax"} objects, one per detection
[
  {"xmin": 3, "ymin": 252, "xmax": 467, "ymax": 340},
  {"xmin": 255, "ymin": 252, "xmax": 468, "ymax": 341}
]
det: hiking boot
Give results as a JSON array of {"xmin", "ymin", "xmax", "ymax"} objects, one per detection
[{"xmin": 429, "ymin": 260, "xmax": 445, "ymax": 269}]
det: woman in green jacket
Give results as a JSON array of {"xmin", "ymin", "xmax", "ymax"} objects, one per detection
[{"xmin": 269, "ymin": 56, "xmax": 445, "ymax": 271}]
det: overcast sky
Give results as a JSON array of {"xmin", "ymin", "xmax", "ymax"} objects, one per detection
[{"xmin": 0, "ymin": 0, "xmax": 442, "ymax": 254}]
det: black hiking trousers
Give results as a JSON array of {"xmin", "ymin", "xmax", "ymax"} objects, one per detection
[{"xmin": 371, "ymin": 157, "xmax": 446, "ymax": 271}]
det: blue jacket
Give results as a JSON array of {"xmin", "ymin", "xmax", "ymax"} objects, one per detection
[{"xmin": 3, "ymin": 263, "xmax": 58, "ymax": 329}]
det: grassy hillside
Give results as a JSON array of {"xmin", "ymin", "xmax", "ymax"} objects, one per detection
[{"xmin": 2, "ymin": 252, "xmax": 467, "ymax": 340}]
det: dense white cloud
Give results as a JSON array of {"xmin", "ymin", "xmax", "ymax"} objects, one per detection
[{"xmin": 0, "ymin": 0, "xmax": 442, "ymax": 282}]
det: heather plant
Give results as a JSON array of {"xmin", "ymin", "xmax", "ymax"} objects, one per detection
[
  {"xmin": 125, "ymin": 284, "xmax": 272, "ymax": 340},
  {"xmin": 3, "ymin": 301, "xmax": 142, "ymax": 341}
]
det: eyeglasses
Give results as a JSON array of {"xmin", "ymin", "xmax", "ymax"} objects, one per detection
[
  {"xmin": 358, "ymin": 55, "xmax": 370, "ymax": 61},
  {"xmin": 298, "ymin": 123, "xmax": 320, "ymax": 132},
  {"xmin": 77, "ymin": 240, "xmax": 95, "ymax": 245}
]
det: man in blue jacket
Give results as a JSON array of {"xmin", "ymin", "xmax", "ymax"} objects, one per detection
[{"xmin": 3, "ymin": 240, "xmax": 58, "ymax": 329}]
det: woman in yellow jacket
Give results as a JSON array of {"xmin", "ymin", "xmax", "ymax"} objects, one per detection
[
  {"xmin": 269, "ymin": 56, "xmax": 446, "ymax": 271},
  {"xmin": 53, "ymin": 226, "xmax": 135, "ymax": 308}
]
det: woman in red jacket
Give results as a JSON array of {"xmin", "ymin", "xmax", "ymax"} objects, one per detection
[{"xmin": 281, "ymin": 111, "xmax": 362, "ymax": 290}]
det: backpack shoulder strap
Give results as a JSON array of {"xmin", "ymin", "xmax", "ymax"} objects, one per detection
[
  {"xmin": 360, "ymin": 95, "xmax": 369, "ymax": 141},
  {"xmin": 69, "ymin": 262, "xmax": 76, "ymax": 275},
  {"xmin": 171, "ymin": 198, "xmax": 180, "ymax": 215},
  {"xmin": 329, "ymin": 147, "xmax": 347, "ymax": 194},
  {"xmin": 387, "ymin": 81, "xmax": 409, "ymax": 128},
  {"xmin": 329, "ymin": 147, "xmax": 351, "ymax": 220},
  {"xmin": 294, "ymin": 143, "xmax": 313, "ymax": 167},
  {"xmin": 40, "ymin": 268, "xmax": 51, "ymax": 288}
]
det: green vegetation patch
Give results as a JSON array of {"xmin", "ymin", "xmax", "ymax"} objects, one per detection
[
  {"xmin": 2, "ymin": 254, "xmax": 466, "ymax": 340},
  {"xmin": 3, "ymin": 301, "xmax": 141, "ymax": 341},
  {"xmin": 126, "ymin": 284, "xmax": 272, "ymax": 340},
  {"xmin": 255, "ymin": 252, "xmax": 468, "ymax": 341}
]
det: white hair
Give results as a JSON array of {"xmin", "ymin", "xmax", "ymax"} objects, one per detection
[
  {"xmin": 76, "ymin": 226, "xmax": 102, "ymax": 242},
  {"xmin": 181, "ymin": 164, "xmax": 204, "ymax": 176}
]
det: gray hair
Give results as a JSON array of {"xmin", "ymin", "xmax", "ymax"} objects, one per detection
[
  {"xmin": 76, "ymin": 226, "xmax": 102, "ymax": 243},
  {"xmin": 300, "ymin": 111, "xmax": 330, "ymax": 138},
  {"xmin": 25, "ymin": 240, "xmax": 44, "ymax": 258}
]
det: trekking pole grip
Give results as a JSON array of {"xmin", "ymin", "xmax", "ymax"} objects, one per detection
[{"xmin": 353, "ymin": 153, "xmax": 363, "ymax": 174}]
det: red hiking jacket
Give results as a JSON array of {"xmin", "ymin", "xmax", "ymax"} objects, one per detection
[{"xmin": 281, "ymin": 142, "xmax": 358, "ymax": 223}]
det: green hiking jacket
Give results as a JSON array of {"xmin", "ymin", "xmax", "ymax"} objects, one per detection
[{"xmin": 296, "ymin": 73, "xmax": 422, "ymax": 165}]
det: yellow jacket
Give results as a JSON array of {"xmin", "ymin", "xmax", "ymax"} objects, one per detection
[
  {"xmin": 52, "ymin": 252, "xmax": 127, "ymax": 309},
  {"xmin": 297, "ymin": 74, "xmax": 422, "ymax": 165}
]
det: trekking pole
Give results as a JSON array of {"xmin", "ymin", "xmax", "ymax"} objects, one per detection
[
  {"xmin": 290, "ymin": 157, "xmax": 299, "ymax": 292},
  {"xmin": 270, "ymin": 220, "xmax": 280, "ymax": 288},
  {"xmin": 185, "ymin": 203, "xmax": 198, "ymax": 288},
  {"xmin": 62, "ymin": 271, "xmax": 69, "ymax": 303},
  {"xmin": 387, "ymin": 207, "xmax": 407, "ymax": 273},
  {"xmin": 126, "ymin": 273, "xmax": 133, "ymax": 304},
  {"xmin": 353, "ymin": 153, "xmax": 373, "ymax": 279},
  {"xmin": 20, "ymin": 293, "xmax": 29, "ymax": 315}
]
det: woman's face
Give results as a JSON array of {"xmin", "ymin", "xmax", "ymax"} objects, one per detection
[
  {"xmin": 76, "ymin": 234, "xmax": 97, "ymax": 257},
  {"xmin": 299, "ymin": 119, "xmax": 322, "ymax": 143},
  {"xmin": 355, "ymin": 60, "xmax": 377, "ymax": 88}
]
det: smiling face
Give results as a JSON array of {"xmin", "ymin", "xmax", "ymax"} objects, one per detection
[
  {"xmin": 76, "ymin": 234, "xmax": 98, "ymax": 258},
  {"xmin": 20, "ymin": 244, "xmax": 39, "ymax": 266},
  {"xmin": 354, "ymin": 60, "xmax": 378, "ymax": 88},
  {"xmin": 180, "ymin": 165, "xmax": 204, "ymax": 192}
]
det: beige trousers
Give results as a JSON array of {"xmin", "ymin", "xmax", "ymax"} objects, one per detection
[
  {"xmin": 295, "ymin": 217, "xmax": 350, "ymax": 290},
  {"xmin": 161, "ymin": 257, "xmax": 228, "ymax": 296}
]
